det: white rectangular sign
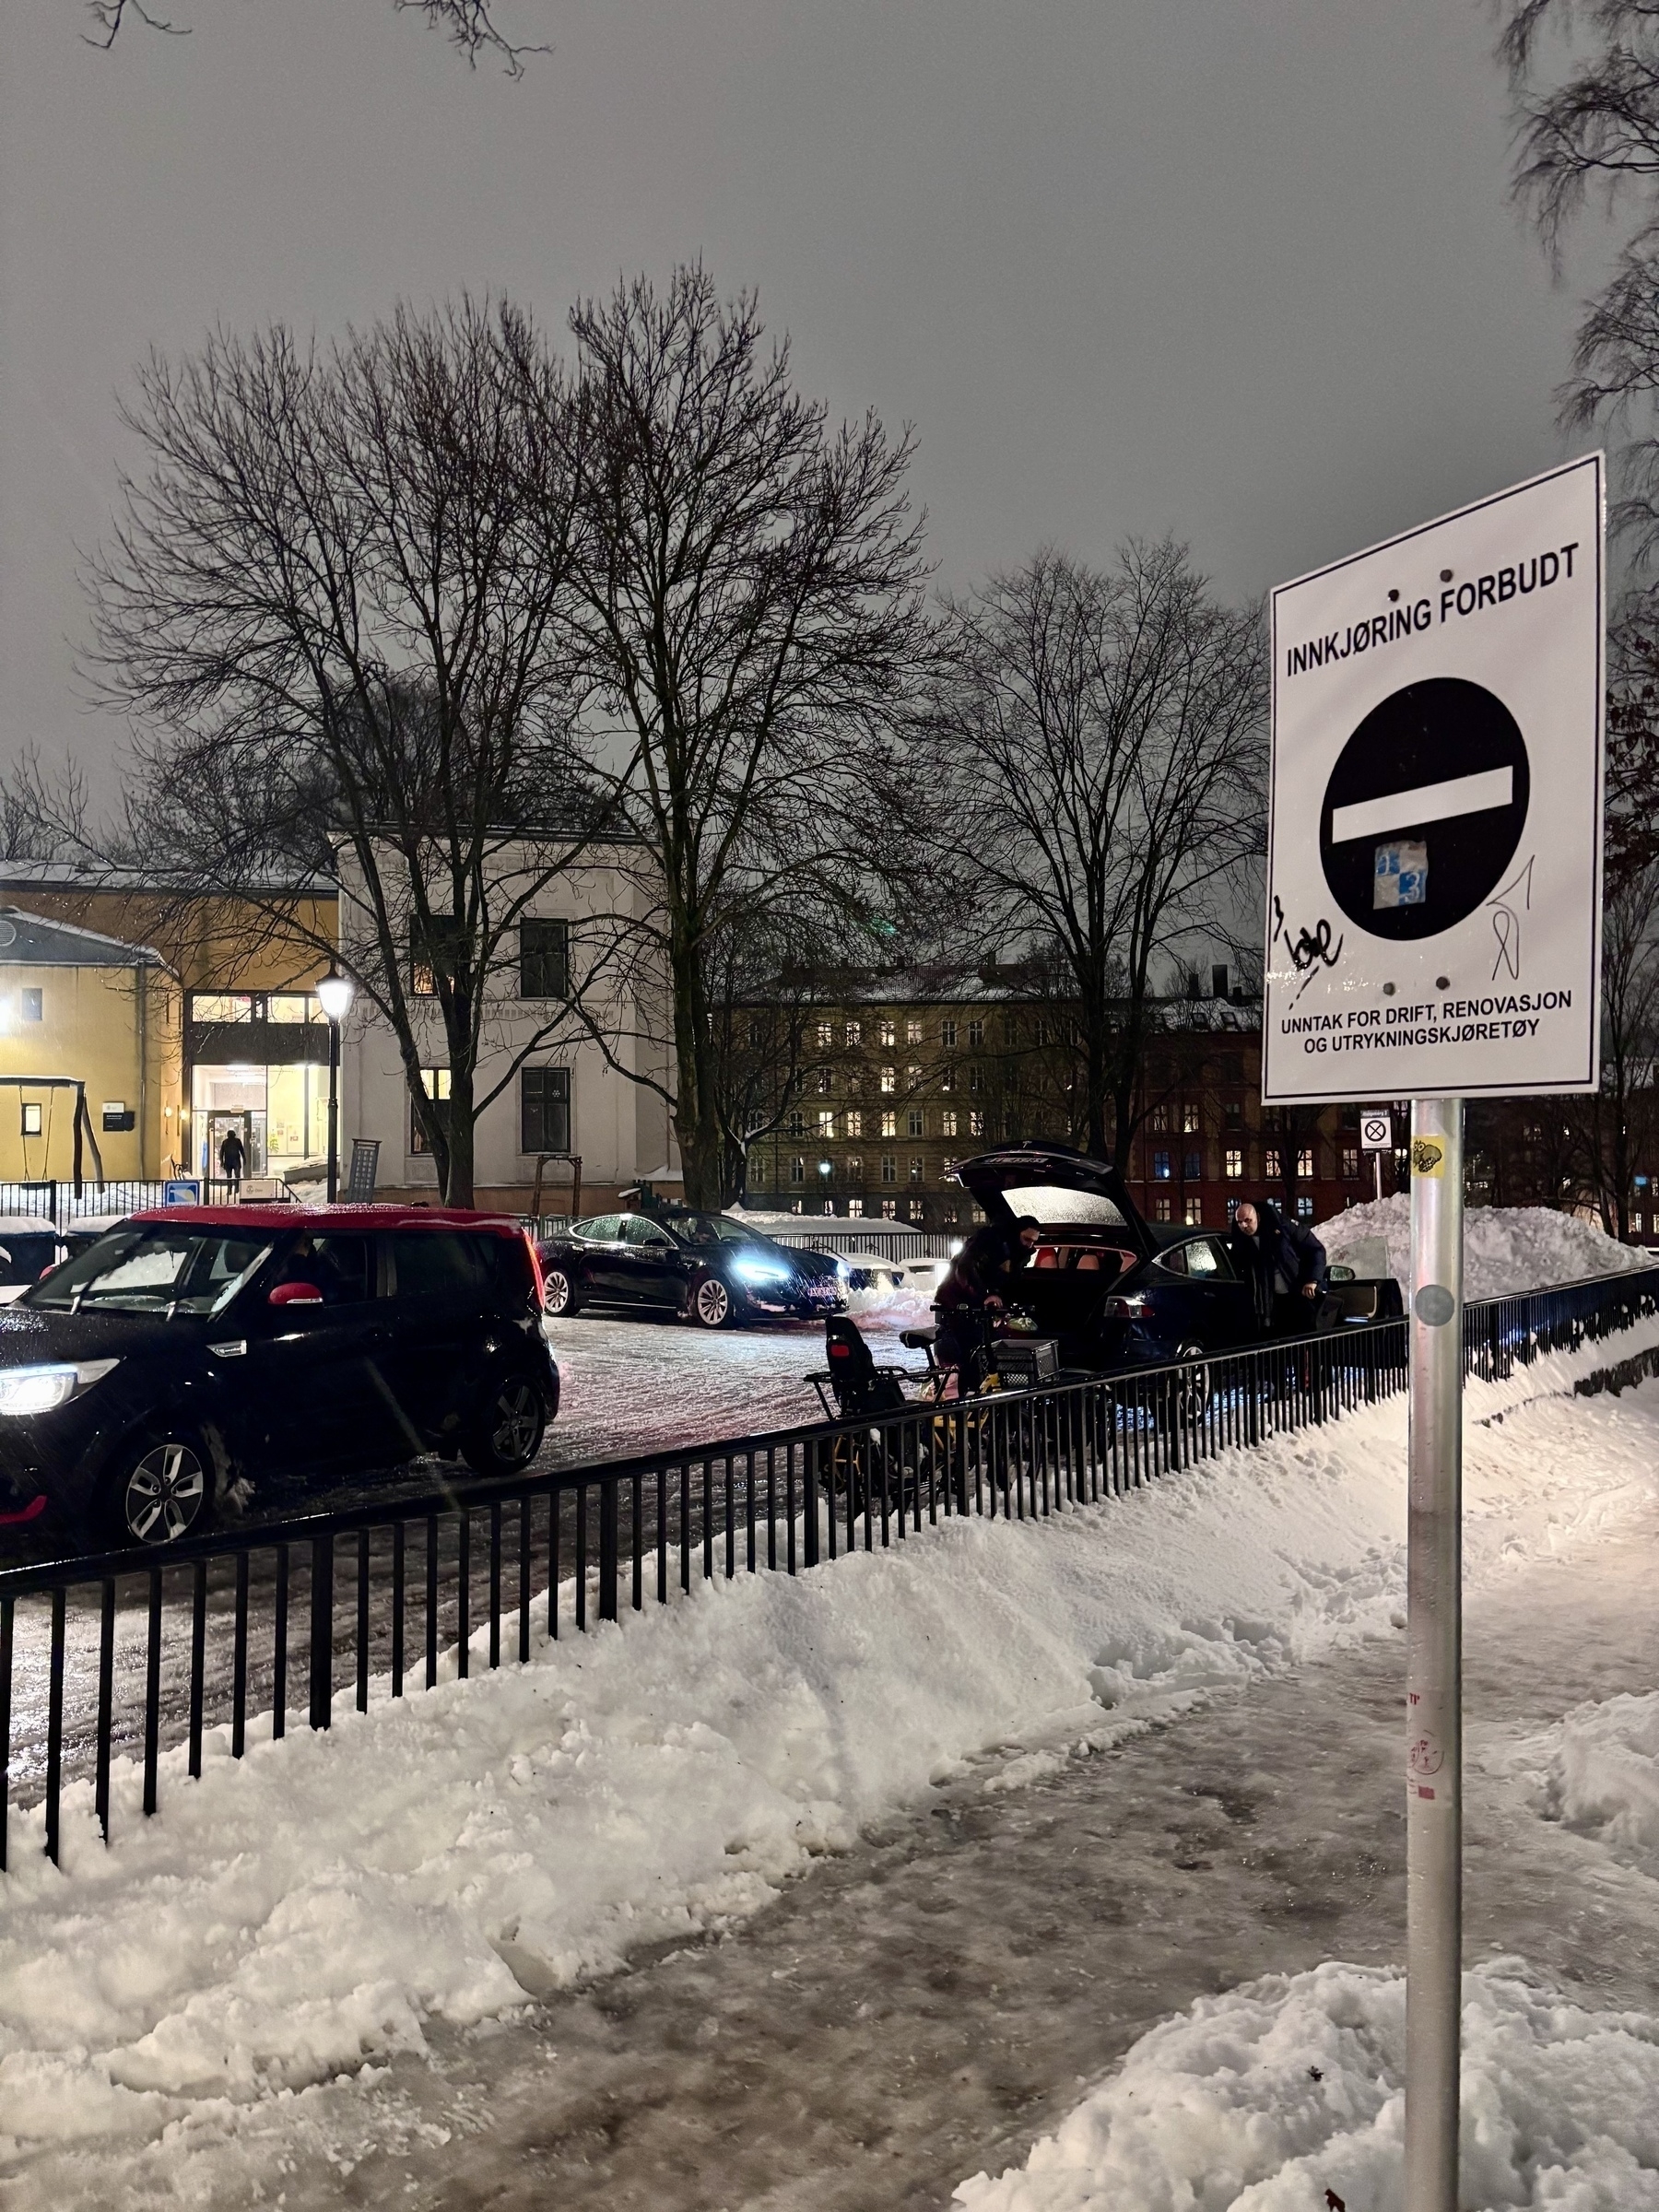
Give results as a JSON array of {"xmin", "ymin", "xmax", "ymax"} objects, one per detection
[
  {"xmin": 1359, "ymin": 1109, "xmax": 1393, "ymax": 1151},
  {"xmin": 1264, "ymin": 454, "xmax": 1605, "ymax": 1103}
]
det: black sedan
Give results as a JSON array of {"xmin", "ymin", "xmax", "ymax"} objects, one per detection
[
  {"xmin": 536, "ymin": 1210, "xmax": 846, "ymax": 1328},
  {"xmin": 952, "ymin": 1144, "xmax": 1393, "ymax": 1372}
]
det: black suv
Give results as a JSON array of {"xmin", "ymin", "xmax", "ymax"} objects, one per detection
[{"xmin": 0, "ymin": 1206, "xmax": 559, "ymax": 1551}]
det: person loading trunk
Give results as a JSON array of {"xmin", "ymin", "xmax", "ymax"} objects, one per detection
[
  {"xmin": 933, "ymin": 1216, "xmax": 1041, "ymax": 1394},
  {"xmin": 1227, "ymin": 1199, "xmax": 1326, "ymax": 1339}
]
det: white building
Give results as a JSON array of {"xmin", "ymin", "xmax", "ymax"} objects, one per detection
[{"xmin": 337, "ymin": 840, "xmax": 677, "ymax": 1217}]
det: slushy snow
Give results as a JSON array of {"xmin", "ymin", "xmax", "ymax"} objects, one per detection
[
  {"xmin": 952, "ymin": 1958, "xmax": 1659, "ymax": 2212},
  {"xmin": 2, "ymin": 1320, "xmax": 1656, "ymax": 2176},
  {"xmin": 1319, "ymin": 1192, "xmax": 1650, "ymax": 1302}
]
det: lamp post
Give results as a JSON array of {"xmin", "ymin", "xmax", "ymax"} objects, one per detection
[{"xmin": 315, "ymin": 966, "xmax": 355, "ymax": 1202}]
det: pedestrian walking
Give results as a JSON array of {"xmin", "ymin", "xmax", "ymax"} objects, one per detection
[
  {"xmin": 218, "ymin": 1125, "xmax": 246, "ymax": 1194},
  {"xmin": 1227, "ymin": 1197, "xmax": 1327, "ymax": 1339}
]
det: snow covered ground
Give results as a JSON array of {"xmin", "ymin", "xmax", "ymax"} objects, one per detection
[
  {"xmin": 953, "ymin": 1957, "xmax": 1659, "ymax": 2212},
  {"xmin": 3, "ymin": 1313, "xmax": 1657, "ymax": 2199},
  {"xmin": 1319, "ymin": 1191, "xmax": 1653, "ymax": 1302}
]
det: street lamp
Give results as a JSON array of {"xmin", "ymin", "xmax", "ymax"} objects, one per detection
[{"xmin": 316, "ymin": 966, "xmax": 355, "ymax": 1202}]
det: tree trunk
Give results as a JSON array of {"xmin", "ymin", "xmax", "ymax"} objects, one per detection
[{"xmin": 441, "ymin": 1064, "xmax": 477, "ymax": 1208}]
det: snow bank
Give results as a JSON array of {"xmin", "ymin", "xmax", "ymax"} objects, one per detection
[
  {"xmin": 1495, "ymin": 1690, "xmax": 1659, "ymax": 1876},
  {"xmin": 1318, "ymin": 1193, "xmax": 1653, "ymax": 1302},
  {"xmin": 2, "ymin": 1359, "xmax": 1657, "ymax": 2165},
  {"xmin": 953, "ymin": 1958, "xmax": 1659, "ymax": 2211}
]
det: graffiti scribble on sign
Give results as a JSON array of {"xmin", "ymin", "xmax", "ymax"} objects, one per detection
[{"xmin": 1272, "ymin": 896, "xmax": 1344, "ymax": 1001}]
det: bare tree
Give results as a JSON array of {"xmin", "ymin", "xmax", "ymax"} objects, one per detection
[
  {"xmin": 923, "ymin": 543, "xmax": 1265, "ymax": 1165},
  {"xmin": 84, "ymin": 298, "xmax": 606, "ymax": 1206},
  {"xmin": 85, "ymin": 0, "xmax": 544, "ymax": 74},
  {"xmin": 512, "ymin": 267, "xmax": 933, "ymax": 1210},
  {"xmin": 0, "ymin": 746, "xmax": 93, "ymax": 864}
]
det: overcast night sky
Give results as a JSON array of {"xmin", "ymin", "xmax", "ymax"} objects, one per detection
[{"xmin": 0, "ymin": 0, "xmax": 1611, "ymax": 799}]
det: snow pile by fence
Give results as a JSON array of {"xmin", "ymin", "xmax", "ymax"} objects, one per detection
[
  {"xmin": 1319, "ymin": 1194, "xmax": 1652, "ymax": 1301},
  {"xmin": 953, "ymin": 1958, "xmax": 1659, "ymax": 2211},
  {"xmin": 1, "ymin": 1355, "xmax": 1656, "ymax": 2170},
  {"xmin": 1488, "ymin": 1688, "xmax": 1659, "ymax": 1877}
]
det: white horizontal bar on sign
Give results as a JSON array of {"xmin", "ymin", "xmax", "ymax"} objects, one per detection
[{"xmin": 1329, "ymin": 766, "xmax": 1513, "ymax": 844}]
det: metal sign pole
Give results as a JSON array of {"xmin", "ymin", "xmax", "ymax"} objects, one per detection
[{"xmin": 1405, "ymin": 1096, "xmax": 1464, "ymax": 2212}]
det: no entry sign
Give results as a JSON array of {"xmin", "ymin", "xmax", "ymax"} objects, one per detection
[{"xmin": 1263, "ymin": 455, "xmax": 1604, "ymax": 1103}]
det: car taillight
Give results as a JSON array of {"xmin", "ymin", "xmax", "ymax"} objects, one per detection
[
  {"xmin": 1103, "ymin": 1293, "xmax": 1150, "ymax": 1318},
  {"xmin": 524, "ymin": 1232, "xmax": 547, "ymax": 1309}
]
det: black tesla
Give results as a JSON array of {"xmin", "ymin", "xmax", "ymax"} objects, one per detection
[{"xmin": 536, "ymin": 1209, "xmax": 846, "ymax": 1328}]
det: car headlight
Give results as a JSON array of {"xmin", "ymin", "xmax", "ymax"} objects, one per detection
[
  {"xmin": 0, "ymin": 1359, "xmax": 120, "ymax": 1418},
  {"xmin": 733, "ymin": 1257, "xmax": 791, "ymax": 1285},
  {"xmin": 834, "ymin": 1258, "xmax": 851, "ymax": 1282}
]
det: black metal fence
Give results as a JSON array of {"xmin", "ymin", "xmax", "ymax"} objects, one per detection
[
  {"xmin": 0, "ymin": 1178, "xmax": 247, "ymax": 1223},
  {"xmin": 1, "ymin": 1265, "xmax": 1655, "ymax": 1872}
]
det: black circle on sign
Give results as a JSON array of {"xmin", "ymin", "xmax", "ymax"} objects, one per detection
[{"xmin": 1319, "ymin": 677, "xmax": 1529, "ymax": 940}]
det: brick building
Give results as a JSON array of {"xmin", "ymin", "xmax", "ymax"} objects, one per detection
[{"xmin": 743, "ymin": 966, "xmax": 1398, "ymax": 1230}]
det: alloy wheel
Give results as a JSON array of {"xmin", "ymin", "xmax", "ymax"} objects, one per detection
[
  {"xmin": 543, "ymin": 1269, "xmax": 572, "ymax": 1315},
  {"xmin": 694, "ymin": 1277, "xmax": 732, "ymax": 1327},
  {"xmin": 489, "ymin": 1379, "xmax": 543, "ymax": 1465},
  {"xmin": 124, "ymin": 1441, "xmax": 207, "ymax": 1546}
]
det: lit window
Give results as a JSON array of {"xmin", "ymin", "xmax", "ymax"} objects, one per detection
[
  {"xmin": 968, "ymin": 1018, "xmax": 983, "ymax": 1047},
  {"xmin": 1153, "ymin": 1149, "xmax": 1172, "ymax": 1181},
  {"xmin": 940, "ymin": 1018, "xmax": 958, "ymax": 1047},
  {"xmin": 265, "ymin": 994, "xmax": 323, "ymax": 1025},
  {"xmin": 906, "ymin": 1018, "xmax": 924, "ymax": 1046},
  {"xmin": 879, "ymin": 1065, "xmax": 897, "ymax": 1094},
  {"xmin": 790, "ymin": 1156, "xmax": 805, "ymax": 1184},
  {"xmin": 881, "ymin": 1198, "xmax": 898, "ymax": 1218},
  {"xmin": 817, "ymin": 1110, "xmax": 835, "ymax": 1138},
  {"xmin": 877, "ymin": 1018, "xmax": 897, "ymax": 1048},
  {"xmin": 816, "ymin": 1067, "xmax": 833, "ymax": 1095},
  {"xmin": 906, "ymin": 1063, "xmax": 922, "ymax": 1088},
  {"xmin": 844, "ymin": 1019, "xmax": 862, "ymax": 1046},
  {"xmin": 940, "ymin": 1067, "xmax": 956, "ymax": 1094},
  {"xmin": 908, "ymin": 1198, "xmax": 924, "ymax": 1221},
  {"xmin": 844, "ymin": 1110, "xmax": 863, "ymax": 1139},
  {"xmin": 21, "ymin": 1102, "xmax": 42, "ymax": 1136},
  {"xmin": 846, "ymin": 1155, "xmax": 863, "ymax": 1181},
  {"xmin": 410, "ymin": 1065, "xmax": 453, "ymax": 1154},
  {"xmin": 969, "ymin": 1109, "xmax": 984, "ymax": 1136},
  {"xmin": 1150, "ymin": 1104, "xmax": 1170, "ymax": 1133},
  {"xmin": 848, "ymin": 1197, "xmax": 865, "ymax": 1218},
  {"xmin": 940, "ymin": 1109, "xmax": 959, "ymax": 1137},
  {"xmin": 907, "ymin": 1108, "xmax": 924, "ymax": 1137},
  {"xmin": 792, "ymin": 1198, "xmax": 804, "ymax": 1214},
  {"xmin": 909, "ymin": 1156, "xmax": 924, "ymax": 1182},
  {"xmin": 1296, "ymin": 1194, "xmax": 1315, "ymax": 1221},
  {"xmin": 1153, "ymin": 1194, "xmax": 1173, "ymax": 1222},
  {"xmin": 1265, "ymin": 1147, "xmax": 1281, "ymax": 1179},
  {"xmin": 1184, "ymin": 1197, "xmax": 1203, "ymax": 1226},
  {"xmin": 1225, "ymin": 1147, "xmax": 1242, "ymax": 1180},
  {"xmin": 192, "ymin": 993, "xmax": 253, "ymax": 1023},
  {"xmin": 880, "ymin": 1110, "xmax": 898, "ymax": 1136},
  {"xmin": 1297, "ymin": 1147, "xmax": 1314, "ymax": 1178},
  {"xmin": 1182, "ymin": 1105, "xmax": 1200, "ymax": 1135},
  {"xmin": 817, "ymin": 1020, "xmax": 833, "ymax": 1048},
  {"xmin": 880, "ymin": 1155, "xmax": 898, "ymax": 1183}
]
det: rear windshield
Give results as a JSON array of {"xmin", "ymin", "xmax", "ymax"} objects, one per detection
[
  {"xmin": 24, "ymin": 1225, "xmax": 274, "ymax": 1315},
  {"xmin": 996, "ymin": 1183, "xmax": 1127, "ymax": 1228}
]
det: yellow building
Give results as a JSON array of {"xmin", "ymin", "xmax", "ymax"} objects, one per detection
[{"xmin": 0, "ymin": 907, "xmax": 182, "ymax": 1185}]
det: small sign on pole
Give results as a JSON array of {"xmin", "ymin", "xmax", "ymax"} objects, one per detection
[
  {"xmin": 1360, "ymin": 1108, "xmax": 1393, "ymax": 1199},
  {"xmin": 162, "ymin": 1179, "xmax": 201, "ymax": 1206},
  {"xmin": 1263, "ymin": 457, "xmax": 1606, "ymax": 2212}
]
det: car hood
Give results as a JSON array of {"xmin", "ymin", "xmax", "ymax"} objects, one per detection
[
  {"xmin": 0, "ymin": 1302, "xmax": 205, "ymax": 1368},
  {"xmin": 951, "ymin": 1145, "xmax": 1155, "ymax": 1256}
]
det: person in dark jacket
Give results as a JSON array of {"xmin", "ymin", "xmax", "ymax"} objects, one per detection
[
  {"xmin": 933, "ymin": 1216, "xmax": 1041, "ymax": 1392},
  {"xmin": 218, "ymin": 1126, "xmax": 246, "ymax": 1193},
  {"xmin": 1228, "ymin": 1199, "xmax": 1327, "ymax": 1338}
]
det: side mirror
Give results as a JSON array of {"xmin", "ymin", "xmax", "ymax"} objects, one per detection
[
  {"xmin": 1326, "ymin": 1264, "xmax": 1356, "ymax": 1284},
  {"xmin": 269, "ymin": 1280, "xmax": 324, "ymax": 1307}
]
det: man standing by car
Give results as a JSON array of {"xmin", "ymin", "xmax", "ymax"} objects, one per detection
[
  {"xmin": 1228, "ymin": 1199, "xmax": 1327, "ymax": 1338},
  {"xmin": 933, "ymin": 1215, "xmax": 1041, "ymax": 1393}
]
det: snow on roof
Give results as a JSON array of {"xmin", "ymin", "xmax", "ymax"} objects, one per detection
[{"xmin": 0, "ymin": 905, "xmax": 173, "ymax": 972}]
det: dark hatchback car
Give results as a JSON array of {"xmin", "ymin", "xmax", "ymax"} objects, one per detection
[
  {"xmin": 952, "ymin": 1145, "xmax": 1395, "ymax": 1373},
  {"xmin": 537, "ymin": 1209, "xmax": 846, "ymax": 1328},
  {"xmin": 0, "ymin": 1206, "xmax": 559, "ymax": 1552}
]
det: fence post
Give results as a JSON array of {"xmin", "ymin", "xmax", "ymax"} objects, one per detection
[
  {"xmin": 598, "ymin": 1478, "xmax": 618, "ymax": 1621},
  {"xmin": 310, "ymin": 1535, "xmax": 334, "ymax": 1729}
]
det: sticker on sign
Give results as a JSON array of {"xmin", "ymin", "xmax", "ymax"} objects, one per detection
[{"xmin": 1264, "ymin": 454, "xmax": 1605, "ymax": 1103}]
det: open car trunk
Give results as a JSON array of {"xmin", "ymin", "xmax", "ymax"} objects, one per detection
[{"xmin": 951, "ymin": 1145, "xmax": 1155, "ymax": 1360}]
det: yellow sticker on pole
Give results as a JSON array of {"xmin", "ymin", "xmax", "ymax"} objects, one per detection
[{"xmin": 1411, "ymin": 1137, "xmax": 1446, "ymax": 1179}]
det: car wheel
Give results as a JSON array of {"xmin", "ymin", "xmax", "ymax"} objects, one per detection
[
  {"xmin": 462, "ymin": 1372, "xmax": 547, "ymax": 1477},
  {"xmin": 104, "ymin": 1433, "xmax": 213, "ymax": 1549},
  {"xmin": 691, "ymin": 1276, "xmax": 734, "ymax": 1329},
  {"xmin": 542, "ymin": 1265, "xmax": 581, "ymax": 1317}
]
